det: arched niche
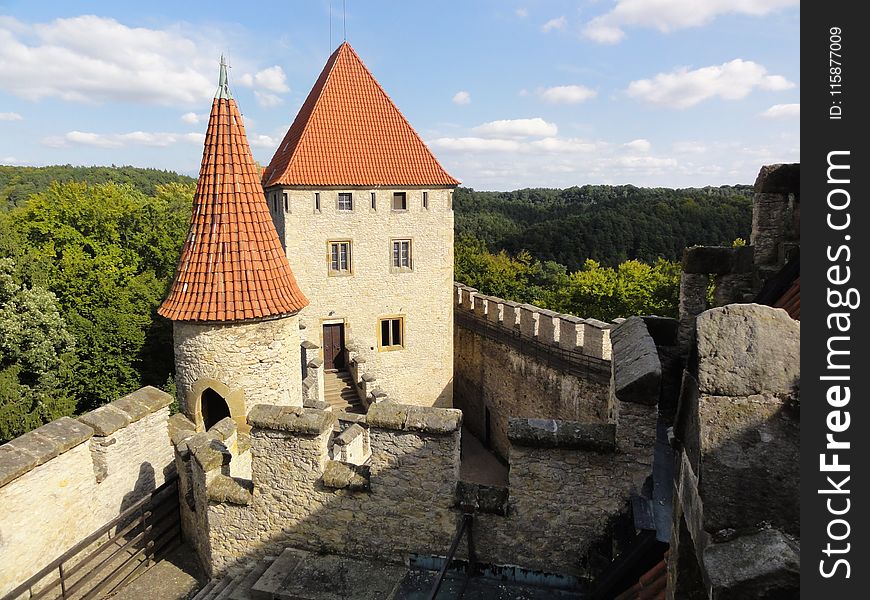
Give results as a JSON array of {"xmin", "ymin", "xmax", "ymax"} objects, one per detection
[{"xmin": 185, "ymin": 378, "xmax": 248, "ymax": 433}]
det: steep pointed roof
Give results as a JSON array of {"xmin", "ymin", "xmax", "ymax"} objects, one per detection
[
  {"xmin": 159, "ymin": 60, "xmax": 308, "ymax": 322},
  {"xmin": 263, "ymin": 42, "xmax": 459, "ymax": 188}
]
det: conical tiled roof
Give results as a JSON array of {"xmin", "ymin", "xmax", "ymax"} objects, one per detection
[
  {"xmin": 159, "ymin": 59, "xmax": 308, "ymax": 322},
  {"xmin": 263, "ymin": 42, "xmax": 459, "ymax": 188}
]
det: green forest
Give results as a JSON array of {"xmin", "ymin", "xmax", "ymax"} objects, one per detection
[{"xmin": 0, "ymin": 165, "xmax": 752, "ymax": 441}]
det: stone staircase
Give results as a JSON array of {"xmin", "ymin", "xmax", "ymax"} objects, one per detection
[
  {"xmin": 323, "ymin": 370, "xmax": 364, "ymax": 414},
  {"xmin": 189, "ymin": 548, "xmax": 406, "ymax": 600},
  {"xmin": 188, "ymin": 547, "xmax": 582, "ymax": 600}
]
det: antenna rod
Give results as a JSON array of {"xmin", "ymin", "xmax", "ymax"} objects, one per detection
[
  {"xmin": 343, "ymin": 0, "xmax": 346, "ymax": 41},
  {"xmin": 329, "ymin": 0, "xmax": 333, "ymax": 51}
]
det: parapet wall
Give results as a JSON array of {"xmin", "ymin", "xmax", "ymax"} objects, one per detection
[
  {"xmin": 0, "ymin": 387, "xmax": 175, "ymax": 597},
  {"xmin": 453, "ymin": 283, "xmax": 614, "ymax": 459},
  {"xmin": 454, "ymin": 283, "xmax": 613, "ymax": 360},
  {"xmin": 178, "ymin": 399, "xmax": 655, "ymax": 581},
  {"xmin": 669, "ymin": 304, "xmax": 800, "ymax": 598}
]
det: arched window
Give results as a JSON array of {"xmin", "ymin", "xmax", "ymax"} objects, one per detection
[{"xmin": 201, "ymin": 387, "xmax": 231, "ymax": 430}]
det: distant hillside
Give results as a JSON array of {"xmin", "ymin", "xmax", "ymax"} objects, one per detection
[
  {"xmin": 454, "ymin": 184, "xmax": 753, "ymax": 270},
  {"xmin": 0, "ymin": 165, "xmax": 195, "ymax": 210}
]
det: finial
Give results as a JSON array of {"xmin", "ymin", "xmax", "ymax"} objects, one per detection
[{"xmin": 215, "ymin": 54, "xmax": 233, "ymax": 100}]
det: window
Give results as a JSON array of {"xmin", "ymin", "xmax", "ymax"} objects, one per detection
[
  {"xmin": 423, "ymin": 191, "xmax": 429, "ymax": 209},
  {"xmin": 392, "ymin": 192, "xmax": 407, "ymax": 210},
  {"xmin": 328, "ymin": 241, "xmax": 352, "ymax": 274},
  {"xmin": 338, "ymin": 192, "xmax": 353, "ymax": 211},
  {"xmin": 379, "ymin": 317, "xmax": 404, "ymax": 350},
  {"xmin": 391, "ymin": 239, "xmax": 412, "ymax": 270},
  {"xmin": 283, "ymin": 192, "xmax": 289, "ymax": 211},
  {"xmin": 315, "ymin": 192, "xmax": 321, "ymax": 212},
  {"xmin": 371, "ymin": 191, "xmax": 377, "ymax": 210}
]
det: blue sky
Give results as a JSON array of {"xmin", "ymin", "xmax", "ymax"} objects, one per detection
[{"xmin": 0, "ymin": 0, "xmax": 799, "ymax": 190}]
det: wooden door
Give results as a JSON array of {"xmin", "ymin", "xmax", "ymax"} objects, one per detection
[{"xmin": 323, "ymin": 323, "xmax": 346, "ymax": 370}]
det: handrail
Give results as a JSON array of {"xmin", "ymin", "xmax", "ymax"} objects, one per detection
[{"xmin": 1, "ymin": 477, "xmax": 180, "ymax": 600}]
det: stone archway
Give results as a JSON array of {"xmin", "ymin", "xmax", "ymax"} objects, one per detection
[
  {"xmin": 201, "ymin": 388, "xmax": 231, "ymax": 430},
  {"xmin": 186, "ymin": 378, "xmax": 247, "ymax": 432}
]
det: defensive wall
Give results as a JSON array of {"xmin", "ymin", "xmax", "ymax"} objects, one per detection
[
  {"xmin": 0, "ymin": 387, "xmax": 175, "ymax": 598},
  {"xmin": 452, "ymin": 283, "xmax": 615, "ymax": 459},
  {"xmin": 170, "ymin": 394, "xmax": 656, "ymax": 582}
]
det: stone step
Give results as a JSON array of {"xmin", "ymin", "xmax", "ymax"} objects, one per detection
[
  {"xmin": 200, "ymin": 575, "xmax": 233, "ymax": 600},
  {"xmin": 214, "ymin": 566, "xmax": 249, "ymax": 600},
  {"xmin": 229, "ymin": 557, "xmax": 277, "ymax": 600},
  {"xmin": 191, "ymin": 580, "xmax": 218, "ymax": 600},
  {"xmin": 251, "ymin": 548, "xmax": 306, "ymax": 599}
]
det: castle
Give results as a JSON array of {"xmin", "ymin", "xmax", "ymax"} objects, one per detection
[{"xmin": 0, "ymin": 44, "xmax": 800, "ymax": 600}]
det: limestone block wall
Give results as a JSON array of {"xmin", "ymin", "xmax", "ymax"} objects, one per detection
[
  {"xmin": 186, "ymin": 402, "xmax": 461, "ymax": 576},
  {"xmin": 668, "ymin": 304, "xmax": 800, "ymax": 599},
  {"xmin": 183, "ymin": 397, "xmax": 656, "ymax": 580},
  {"xmin": 272, "ymin": 186, "xmax": 455, "ymax": 408},
  {"xmin": 173, "ymin": 315, "xmax": 302, "ymax": 430},
  {"xmin": 0, "ymin": 387, "xmax": 174, "ymax": 597},
  {"xmin": 474, "ymin": 404, "xmax": 656, "ymax": 577},
  {"xmin": 453, "ymin": 284, "xmax": 613, "ymax": 459}
]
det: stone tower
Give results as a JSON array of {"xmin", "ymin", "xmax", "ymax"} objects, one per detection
[
  {"xmin": 159, "ymin": 58, "xmax": 309, "ymax": 431},
  {"xmin": 261, "ymin": 42, "xmax": 459, "ymax": 407}
]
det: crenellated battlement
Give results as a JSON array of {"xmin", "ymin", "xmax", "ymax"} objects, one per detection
[{"xmin": 453, "ymin": 283, "xmax": 613, "ymax": 362}]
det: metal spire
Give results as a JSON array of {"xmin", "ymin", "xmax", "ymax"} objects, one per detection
[{"xmin": 215, "ymin": 54, "xmax": 233, "ymax": 100}]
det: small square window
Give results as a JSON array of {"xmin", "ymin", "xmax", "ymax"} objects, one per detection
[
  {"xmin": 392, "ymin": 192, "xmax": 407, "ymax": 211},
  {"xmin": 328, "ymin": 241, "xmax": 352, "ymax": 274},
  {"xmin": 391, "ymin": 239, "xmax": 412, "ymax": 270},
  {"xmin": 371, "ymin": 191, "xmax": 377, "ymax": 210},
  {"xmin": 423, "ymin": 191, "xmax": 429, "ymax": 209},
  {"xmin": 315, "ymin": 192, "xmax": 321, "ymax": 212},
  {"xmin": 338, "ymin": 192, "xmax": 353, "ymax": 211},
  {"xmin": 379, "ymin": 317, "xmax": 404, "ymax": 350}
]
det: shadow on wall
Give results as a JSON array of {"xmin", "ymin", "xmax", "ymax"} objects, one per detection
[
  {"xmin": 119, "ymin": 462, "xmax": 157, "ymax": 516},
  {"xmin": 170, "ymin": 398, "xmax": 655, "ymax": 591}
]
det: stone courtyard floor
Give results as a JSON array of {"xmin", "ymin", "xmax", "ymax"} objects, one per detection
[
  {"xmin": 106, "ymin": 544, "xmax": 206, "ymax": 600},
  {"xmin": 459, "ymin": 427, "xmax": 509, "ymax": 487}
]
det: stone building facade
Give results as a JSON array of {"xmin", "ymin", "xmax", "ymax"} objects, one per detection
[{"xmin": 262, "ymin": 42, "xmax": 459, "ymax": 408}]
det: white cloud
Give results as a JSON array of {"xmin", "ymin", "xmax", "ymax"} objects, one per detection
[
  {"xmin": 472, "ymin": 117, "xmax": 558, "ymax": 138},
  {"xmin": 254, "ymin": 91, "xmax": 283, "ymax": 108},
  {"xmin": 429, "ymin": 137, "xmax": 522, "ymax": 153},
  {"xmin": 541, "ymin": 16, "xmax": 567, "ymax": 32},
  {"xmin": 452, "ymin": 91, "xmax": 471, "ymax": 105},
  {"xmin": 515, "ymin": 8, "xmax": 529, "ymax": 18},
  {"xmin": 239, "ymin": 66, "xmax": 290, "ymax": 93},
  {"xmin": 624, "ymin": 139, "xmax": 651, "ymax": 152},
  {"xmin": 0, "ymin": 112, "xmax": 23, "ymax": 121},
  {"xmin": 626, "ymin": 59, "xmax": 794, "ymax": 108},
  {"xmin": 761, "ymin": 103, "xmax": 800, "ymax": 118},
  {"xmin": 672, "ymin": 141, "xmax": 707, "ymax": 154},
  {"xmin": 249, "ymin": 134, "xmax": 279, "ymax": 148},
  {"xmin": 44, "ymin": 130, "xmax": 206, "ymax": 148},
  {"xmin": 181, "ymin": 112, "xmax": 206, "ymax": 124},
  {"xmin": 582, "ymin": 0, "xmax": 799, "ymax": 44},
  {"xmin": 0, "ymin": 15, "xmax": 218, "ymax": 105},
  {"xmin": 2, "ymin": 156, "xmax": 24, "ymax": 164},
  {"xmin": 539, "ymin": 85, "xmax": 597, "ymax": 104}
]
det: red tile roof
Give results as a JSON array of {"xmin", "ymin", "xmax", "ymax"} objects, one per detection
[
  {"xmin": 159, "ymin": 66, "xmax": 308, "ymax": 322},
  {"xmin": 263, "ymin": 42, "xmax": 459, "ymax": 188},
  {"xmin": 614, "ymin": 553, "xmax": 668, "ymax": 600}
]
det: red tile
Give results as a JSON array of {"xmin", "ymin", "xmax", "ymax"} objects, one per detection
[
  {"xmin": 159, "ymin": 90, "xmax": 308, "ymax": 323},
  {"xmin": 263, "ymin": 43, "xmax": 459, "ymax": 188}
]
